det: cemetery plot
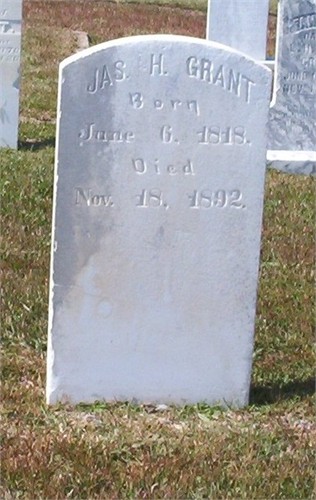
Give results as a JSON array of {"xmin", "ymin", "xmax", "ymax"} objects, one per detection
[
  {"xmin": 47, "ymin": 35, "xmax": 271, "ymax": 406},
  {"xmin": 0, "ymin": 0, "xmax": 22, "ymax": 149}
]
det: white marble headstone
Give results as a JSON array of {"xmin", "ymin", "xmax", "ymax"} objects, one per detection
[
  {"xmin": 206, "ymin": 0, "xmax": 270, "ymax": 61},
  {"xmin": 268, "ymin": 0, "xmax": 316, "ymax": 174},
  {"xmin": 0, "ymin": 0, "xmax": 22, "ymax": 149},
  {"xmin": 47, "ymin": 35, "xmax": 272, "ymax": 407}
]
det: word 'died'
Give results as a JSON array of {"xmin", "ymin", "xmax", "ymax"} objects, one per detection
[
  {"xmin": 129, "ymin": 93, "xmax": 200, "ymax": 115},
  {"xmin": 75, "ymin": 188, "xmax": 114, "ymax": 207},
  {"xmin": 132, "ymin": 158, "xmax": 194, "ymax": 176}
]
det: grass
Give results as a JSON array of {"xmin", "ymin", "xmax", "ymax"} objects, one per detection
[
  {"xmin": 1, "ymin": 0, "xmax": 315, "ymax": 498},
  {"xmin": 111, "ymin": 0, "xmax": 278, "ymax": 16},
  {"xmin": 25, "ymin": 0, "xmax": 279, "ymax": 15}
]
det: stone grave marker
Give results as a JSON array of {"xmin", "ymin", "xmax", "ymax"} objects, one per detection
[
  {"xmin": 0, "ymin": 0, "xmax": 22, "ymax": 149},
  {"xmin": 267, "ymin": 0, "xmax": 316, "ymax": 174},
  {"xmin": 206, "ymin": 0, "xmax": 270, "ymax": 62},
  {"xmin": 47, "ymin": 35, "xmax": 272, "ymax": 406},
  {"xmin": 206, "ymin": 0, "xmax": 316, "ymax": 175}
]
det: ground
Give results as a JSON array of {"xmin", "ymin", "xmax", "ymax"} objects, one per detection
[{"xmin": 1, "ymin": 1, "xmax": 315, "ymax": 498}]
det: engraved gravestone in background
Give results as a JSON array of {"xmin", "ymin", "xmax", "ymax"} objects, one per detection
[
  {"xmin": 0, "ymin": 0, "xmax": 22, "ymax": 148},
  {"xmin": 206, "ymin": 0, "xmax": 316, "ymax": 174},
  {"xmin": 47, "ymin": 35, "xmax": 271, "ymax": 406},
  {"xmin": 268, "ymin": 0, "xmax": 316, "ymax": 154}
]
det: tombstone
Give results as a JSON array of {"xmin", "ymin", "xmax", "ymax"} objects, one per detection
[
  {"xmin": 0, "ymin": 0, "xmax": 22, "ymax": 149},
  {"xmin": 206, "ymin": 0, "xmax": 270, "ymax": 61},
  {"xmin": 267, "ymin": 0, "xmax": 316, "ymax": 175},
  {"xmin": 206, "ymin": 0, "xmax": 316, "ymax": 175},
  {"xmin": 46, "ymin": 35, "xmax": 272, "ymax": 406}
]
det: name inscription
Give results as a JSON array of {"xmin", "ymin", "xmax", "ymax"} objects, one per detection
[
  {"xmin": 287, "ymin": 12, "xmax": 316, "ymax": 33},
  {"xmin": 186, "ymin": 57, "xmax": 255, "ymax": 103},
  {"xmin": 87, "ymin": 60, "xmax": 128, "ymax": 93},
  {"xmin": 85, "ymin": 53, "xmax": 256, "ymax": 103},
  {"xmin": 282, "ymin": 23, "xmax": 316, "ymax": 96}
]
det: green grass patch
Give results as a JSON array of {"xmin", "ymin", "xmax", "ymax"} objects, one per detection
[{"xmin": 1, "ymin": 1, "xmax": 315, "ymax": 498}]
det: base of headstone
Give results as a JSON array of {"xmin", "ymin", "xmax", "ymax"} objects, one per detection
[{"xmin": 267, "ymin": 151, "xmax": 316, "ymax": 175}]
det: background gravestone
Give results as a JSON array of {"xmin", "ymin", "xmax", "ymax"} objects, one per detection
[
  {"xmin": 206, "ymin": 0, "xmax": 316, "ymax": 175},
  {"xmin": 206, "ymin": 0, "xmax": 270, "ymax": 61},
  {"xmin": 0, "ymin": 0, "xmax": 22, "ymax": 149},
  {"xmin": 267, "ymin": 0, "xmax": 316, "ymax": 174},
  {"xmin": 47, "ymin": 35, "xmax": 272, "ymax": 407}
]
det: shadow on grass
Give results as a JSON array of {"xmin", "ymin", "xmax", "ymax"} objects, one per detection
[
  {"xmin": 250, "ymin": 377, "xmax": 315, "ymax": 405},
  {"xmin": 19, "ymin": 138, "xmax": 55, "ymax": 151}
]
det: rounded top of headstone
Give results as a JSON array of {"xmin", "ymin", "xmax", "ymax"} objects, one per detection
[{"xmin": 60, "ymin": 34, "xmax": 272, "ymax": 76}]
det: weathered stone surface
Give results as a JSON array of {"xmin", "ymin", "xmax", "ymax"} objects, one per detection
[
  {"xmin": 268, "ymin": 0, "xmax": 316, "ymax": 174},
  {"xmin": 0, "ymin": 0, "xmax": 22, "ymax": 149},
  {"xmin": 206, "ymin": 0, "xmax": 270, "ymax": 61},
  {"xmin": 206, "ymin": 0, "xmax": 316, "ymax": 174},
  {"xmin": 47, "ymin": 35, "xmax": 272, "ymax": 406}
]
